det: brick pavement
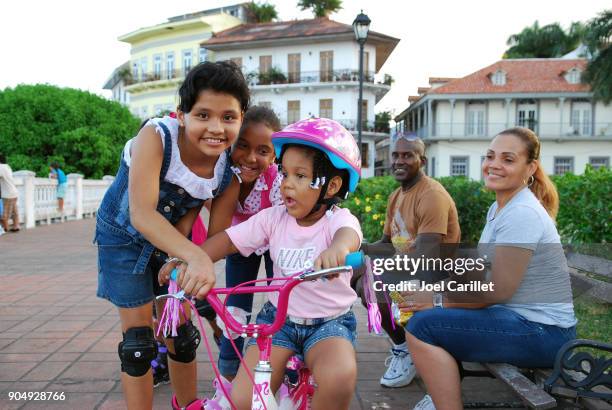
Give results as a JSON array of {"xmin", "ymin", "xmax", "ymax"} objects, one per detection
[{"xmin": 0, "ymin": 219, "xmax": 520, "ymax": 409}]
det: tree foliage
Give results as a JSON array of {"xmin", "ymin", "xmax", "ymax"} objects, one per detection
[
  {"xmin": 247, "ymin": 1, "xmax": 278, "ymax": 23},
  {"xmin": 503, "ymin": 20, "xmax": 585, "ymax": 58},
  {"xmin": 297, "ymin": 0, "xmax": 342, "ymax": 18},
  {"xmin": 0, "ymin": 84, "xmax": 140, "ymax": 178},
  {"xmin": 375, "ymin": 111, "xmax": 391, "ymax": 133},
  {"xmin": 583, "ymin": 10, "xmax": 612, "ymax": 103}
]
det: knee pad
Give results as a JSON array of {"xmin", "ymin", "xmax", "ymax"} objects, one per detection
[
  {"xmin": 118, "ymin": 327, "xmax": 158, "ymax": 377},
  {"xmin": 168, "ymin": 321, "xmax": 200, "ymax": 363},
  {"xmin": 195, "ymin": 299, "xmax": 217, "ymax": 321}
]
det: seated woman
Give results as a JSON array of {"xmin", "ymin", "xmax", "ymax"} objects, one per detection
[{"xmin": 403, "ymin": 127, "xmax": 577, "ymax": 410}]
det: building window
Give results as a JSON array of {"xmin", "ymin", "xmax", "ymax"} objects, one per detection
[
  {"xmin": 565, "ymin": 68, "xmax": 581, "ymax": 84},
  {"xmin": 320, "ymin": 51, "xmax": 333, "ymax": 82},
  {"xmin": 517, "ymin": 99, "xmax": 537, "ymax": 131},
  {"xmin": 258, "ymin": 101, "xmax": 272, "ymax": 109},
  {"xmin": 431, "ymin": 157, "xmax": 436, "ymax": 177},
  {"xmin": 480, "ymin": 156, "xmax": 486, "ymax": 181},
  {"xmin": 361, "ymin": 143, "xmax": 369, "ymax": 168},
  {"xmin": 589, "ymin": 157, "xmax": 609, "ymax": 170},
  {"xmin": 166, "ymin": 52, "xmax": 175, "ymax": 79},
  {"xmin": 466, "ymin": 102, "xmax": 485, "ymax": 136},
  {"xmin": 319, "ymin": 99, "xmax": 333, "ymax": 119},
  {"xmin": 554, "ymin": 157, "xmax": 574, "ymax": 175},
  {"xmin": 183, "ymin": 50, "xmax": 193, "ymax": 76},
  {"xmin": 364, "ymin": 51, "xmax": 370, "ymax": 80},
  {"xmin": 287, "ymin": 100, "xmax": 301, "ymax": 124},
  {"xmin": 259, "ymin": 55, "xmax": 272, "ymax": 73},
  {"xmin": 140, "ymin": 58, "xmax": 148, "ymax": 81},
  {"xmin": 199, "ymin": 47, "xmax": 208, "ymax": 63},
  {"xmin": 153, "ymin": 55, "xmax": 162, "ymax": 80},
  {"xmin": 491, "ymin": 70, "xmax": 506, "ymax": 86},
  {"xmin": 361, "ymin": 100, "xmax": 368, "ymax": 130},
  {"xmin": 570, "ymin": 101, "xmax": 592, "ymax": 136},
  {"xmin": 132, "ymin": 62, "xmax": 139, "ymax": 82},
  {"xmin": 288, "ymin": 53, "xmax": 301, "ymax": 83},
  {"xmin": 450, "ymin": 156, "xmax": 469, "ymax": 177}
]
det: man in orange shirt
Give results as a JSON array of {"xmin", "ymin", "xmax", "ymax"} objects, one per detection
[{"xmin": 356, "ymin": 136, "xmax": 460, "ymax": 388}]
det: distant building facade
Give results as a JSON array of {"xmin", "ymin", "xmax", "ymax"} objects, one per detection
[
  {"xmin": 394, "ymin": 59, "xmax": 612, "ymax": 179},
  {"xmin": 104, "ymin": 3, "xmax": 251, "ymax": 118},
  {"xmin": 202, "ymin": 17, "xmax": 399, "ymax": 178}
]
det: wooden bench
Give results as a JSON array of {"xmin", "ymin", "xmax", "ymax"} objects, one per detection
[
  {"xmin": 461, "ymin": 362, "xmax": 557, "ymax": 409},
  {"xmin": 462, "ymin": 339, "xmax": 612, "ymax": 409}
]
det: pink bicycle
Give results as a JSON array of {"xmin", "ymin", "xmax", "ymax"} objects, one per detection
[{"xmin": 157, "ymin": 251, "xmax": 364, "ymax": 410}]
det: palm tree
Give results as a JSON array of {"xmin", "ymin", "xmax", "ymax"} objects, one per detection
[
  {"xmin": 583, "ymin": 10, "xmax": 612, "ymax": 103},
  {"xmin": 297, "ymin": 0, "xmax": 342, "ymax": 18},
  {"xmin": 503, "ymin": 21, "xmax": 584, "ymax": 59},
  {"xmin": 248, "ymin": 1, "xmax": 278, "ymax": 23}
]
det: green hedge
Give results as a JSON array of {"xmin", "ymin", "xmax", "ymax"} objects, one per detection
[
  {"xmin": 552, "ymin": 166, "xmax": 611, "ymax": 244},
  {"xmin": 344, "ymin": 168, "xmax": 611, "ymax": 245}
]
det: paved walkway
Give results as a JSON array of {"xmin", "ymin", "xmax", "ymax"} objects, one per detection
[{"xmin": 0, "ymin": 219, "xmax": 519, "ymax": 409}]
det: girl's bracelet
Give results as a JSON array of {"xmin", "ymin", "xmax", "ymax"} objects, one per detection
[{"xmin": 165, "ymin": 257, "xmax": 186, "ymax": 264}]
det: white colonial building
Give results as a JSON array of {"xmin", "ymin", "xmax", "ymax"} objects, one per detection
[
  {"xmin": 103, "ymin": 3, "xmax": 251, "ymax": 117},
  {"xmin": 394, "ymin": 59, "xmax": 612, "ymax": 179},
  {"xmin": 202, "ymin": 17, "xmax": 399, "ymax": 178}
]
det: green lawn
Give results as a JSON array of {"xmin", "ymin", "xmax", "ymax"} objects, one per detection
[{"xmin": 574, "ymin": 296, "xmax": 612, "ymax": 342}]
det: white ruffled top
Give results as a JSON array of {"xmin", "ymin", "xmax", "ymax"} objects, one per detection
[{"xmin": 122, "ymin": 116, "xmax": 228, "ymax": 200}]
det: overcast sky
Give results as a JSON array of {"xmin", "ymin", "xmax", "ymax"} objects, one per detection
[{"xmin": 2, "ymin": 0, "xmax": 609, "ymax": 117}]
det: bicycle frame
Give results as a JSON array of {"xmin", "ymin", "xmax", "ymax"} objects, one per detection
[
  {"xmin": 206, "ymin": 266, "xmax": 353, "ymax": 410},
  {"xmin": 161, "ymin": 262, "xmax": 360, "ymax": 410}
]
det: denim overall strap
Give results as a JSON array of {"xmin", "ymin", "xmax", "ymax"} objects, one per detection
[
  {"xmin": 157, "ymin": 121, "xmax": 173, "ymax": 180},
  {"xmin": 130, "ymin": 121, "xmax": 174, "ymax": 274},
  {"xmin": 212, "ymin": 148, "xmax": 234, "ymax": 197}
]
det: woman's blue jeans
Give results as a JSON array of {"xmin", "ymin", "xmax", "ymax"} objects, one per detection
[
  {"xmin": 218, "ymin": 251, "xmax": 273, "ymax": 377},
  {"xmin": 406, "ymin": 306, "xmax": 576, "ymax": 368}
]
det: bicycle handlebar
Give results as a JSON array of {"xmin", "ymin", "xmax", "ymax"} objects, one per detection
[{"xmin": 167, "ymin": 251, "xmax": 364, "ymax": 338}]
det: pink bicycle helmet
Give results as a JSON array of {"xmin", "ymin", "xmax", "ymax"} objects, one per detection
[{"xmin": 272, "ymin": 118, "xmax": 361, "ymax": 192}]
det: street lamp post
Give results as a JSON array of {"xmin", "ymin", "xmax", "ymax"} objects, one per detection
[{"xmin": 353, "ymin": 11, "xmax": 370, "ymax": 160}]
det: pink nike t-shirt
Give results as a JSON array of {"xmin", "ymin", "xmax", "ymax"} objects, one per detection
[{"xmin": 226, "ymin": 205, "xmax": 362, "ymax": 318}]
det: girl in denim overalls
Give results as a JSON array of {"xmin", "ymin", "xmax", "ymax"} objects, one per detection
[{"xmin": 95, "ymin": 61, "xmax": 249, "ymax": 410}]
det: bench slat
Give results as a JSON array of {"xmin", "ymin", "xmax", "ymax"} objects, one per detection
[{"xmin": 484, "ymin": 363, "xmax": 557, "ymax": 409}]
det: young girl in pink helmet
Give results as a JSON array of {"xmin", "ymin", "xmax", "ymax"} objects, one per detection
[{"xmin": 162, "ymin": 117, "xmax": 363, "ymax": 410}]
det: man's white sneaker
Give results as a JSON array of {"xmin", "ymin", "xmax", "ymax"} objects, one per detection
[
  {"xmin": 413, "ymin": 394, "xmax": 436, "ymax": 410},
  {"xmin": 380, "ymin": 348, "xmax": 417, "ymax": 387}
]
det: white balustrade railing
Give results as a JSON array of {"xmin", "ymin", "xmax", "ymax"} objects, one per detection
[{"xmin": 12, "ymin": 171, "xmax": 115, "ymax": 229}]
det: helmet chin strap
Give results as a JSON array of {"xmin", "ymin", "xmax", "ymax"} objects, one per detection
[{"xmin": 305, "ymin": 177, "xmax": 340, "ymax": 217}]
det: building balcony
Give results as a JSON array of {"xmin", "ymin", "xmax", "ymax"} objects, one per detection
[
  {"xmin": 123, "ymin": 69, "xmax": 186, "ymax": 92},
  {"xmin": 247, "ymin": 69, "xmax": 391, "ymax": 101},
  {"xmin": 412, "ymin": 122, "xmax": 612, "ymax": 139},
  {"xmin": 246, "ymin": 68, "xmax": 383, "ymax": 86},
  {"xmin": 282, "ymin": 119, "xmax": 389, "ymax": 138}
]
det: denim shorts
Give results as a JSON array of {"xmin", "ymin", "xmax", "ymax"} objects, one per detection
[
  {"xmin": 57, "ymin": 183, "xmax": 67, "ymax": 199},
  {"xmin": 247, "ymin": 302, "xmax": 357, "ymax": 356},
  {"xmin": 95, "ymin": 216, "xmax": 166, "ymax": 308},
  {"xmin": 406, "ymin": 306, "xmax": 576, "ymax": 368}
]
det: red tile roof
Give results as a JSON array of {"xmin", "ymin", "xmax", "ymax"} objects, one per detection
[
  {"xmin": 203, "ymin": 17, "xmax": 398, "ymax": 46},
  {"xmin": 204, "ymin": 17, "xmax": 356, "ymax": 45},
  {"xmin": 202, "ymin": 17, "xmax": 399, "ymax": 71},
  {"xmin": 428, "ymin": 77, "xmax": 456, "ymax": 84},
  {"xmin": 429, "ymin": 59, "xmax": 590, "ymax": 95}
]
